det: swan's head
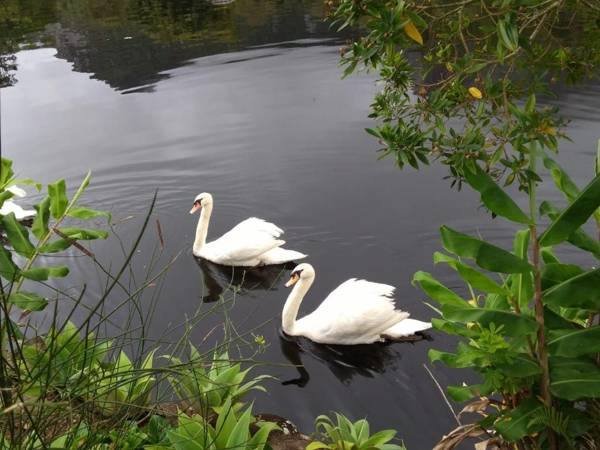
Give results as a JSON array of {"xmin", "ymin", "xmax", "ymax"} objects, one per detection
[
  {"xmin": 285, "ymin": 263, "xmax": 315, "ymax": 287},
  {"xmin": 189, "ymin": 192, "xmax": 213, "ymax": 214}
]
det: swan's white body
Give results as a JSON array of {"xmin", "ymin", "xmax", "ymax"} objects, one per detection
[
  {"xmin": 282, "ymin": 264, "xmax": 431, "ymax": 345},
  {"xmin": 191, "ymin": 193, "xmax": 306, "ymax": 266},
  {"xmin": 0, "ymin": 186, "xmax": 36, "ymax": 220}
]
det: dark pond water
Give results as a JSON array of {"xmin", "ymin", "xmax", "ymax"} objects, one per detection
[{"xmin": 2, "ymin": 1, "xmax": 600, "ymax": 448}]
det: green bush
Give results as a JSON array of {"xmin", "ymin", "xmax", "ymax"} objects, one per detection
[
  {"xmin": 307, "ymin": 413, "xmax": 406, "ymax": 450},
  {"xmin": 166, "ymin": 345, "xmax": 272, "ymax": 416}
]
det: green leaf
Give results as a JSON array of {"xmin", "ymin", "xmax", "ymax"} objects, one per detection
[
  {"xmin": 0, "ymin": 158, "xmax": 14, "ymax": 186},
  {"xmin": 412, "ymin": 271, "xmax": 465, "ymax": 307},
  {"xmin": 551, "ymin": 366, "xmax": 600, "ymax": 401},
  {"xmin": 509, "ymin": 229, "xmax": 533, "ymax": 309},
  {"xmin": 540, "ymin": 201, "xmax": 600, "ymax": 259},
  {"xmin": 540, "ymin": 173, "xmax": 600, "ymax": 247},
  {"xmin": 39, "ymin": 239, "xmax": 73, "ymax": 253},
  {"xmin": 21, "ymin": 266, "xmax": 69, "ymax": 281},
  {"xmin": 48, "ymin": 179, "xmax": 68, "ymax": 219},
  {"xmin": 362, "ymin": 429, "xmax": 396, "ymax": 447},
  {"xmin": 431, "ymin": 318, "xmax": 478, "ymax": 338},
  {"xmin": 68, "ymin": 206, "xmax": 110, "ymax": 221},
  {"xmin": 0, "ymin": 247, "xmax": 19, "ymax": 280},
  {"xmin": 496, "ymin": 356, "xmax": 541, "ymax": 378},
  {"xmin": 447, "ymin": 384, "xmax": 486, "ymax": 402},
  {"xmin": 434, "ymin": 252, "xmax": 508, "ymax": 295},
  {"xmin": 225, "ymin": 406, "xmax": 252, "ymax": 449},
  {"xmin": 8, "ymin": 291, "xmax": 47, "ymax": 310},
  {"xmin": 440, "ymin": 226, "xmax": 533, "ymax": 274},
  {"xmin": 548, "ymin": 327, "xmax": 600, "ymax": 357},
  {"xmin": 58, "ymin": 227, "xmax": 108, "ymax": 240},
  {"xmin": 32, "ymin": 197, "xmax": 51, "ymax": 240},
  {"xmin": 541, "ymin": 263, "xmax": 584, "ymax": 291},
  {"xmin": 442, "ymin": 304, "xmax": 538, "ymax": 335},
  {"xmin": 0, "ymin": 191, "xmax": 14, "ymax": 208},
  {"xmin": 306, "ymin": 442, "xmax": 331, "ymax": 450},
  {"xmin": 495, "ymin": 399, "xmax": 543, "ymax": 441},
  {"xmin": 543, "ymin": 267, "xmax": 600, "ymax": 310},
  {"xmin": 543, "ymin": 156, "xmax": 579, "ymax": 202},
  {"xmin": 463, "ymin": 164, "xmax": 530, "ymax": 224},
  {"xmin": 1, "ymin": 213, "xmax": 35, "ymax": 258}
]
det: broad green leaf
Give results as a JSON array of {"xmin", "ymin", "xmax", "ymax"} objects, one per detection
[
  {"xmin": 431, "ymin": 318, "xmax": 478, "ymax": 338},
  {"xmin": 434, "ymin": 252, "xmax": 508, "ymax": 295},
  {"xmin": 306, "ymin": 442, "xmax": 331, "ymax": 450},
  {"xmin": 225, "ymin": 406, "xmax": 252, "ymax": 449},
  {"xmin": 447, "ymin": 384, "xmax": 487, "ymax": 402},
  {"xmin": 0, "ymin": 247, "xmax": 19, "ymax": 280},
  {"xmin": 543, "ymin": 156, "xmax": 579, "ymax": 201},
  {"xmin": 541, "ymin": 247, "xmax": 560, "ymax": 264},
  {"xmin": 2, "ymin": 213, "xmax": 35, "ymax": 257},
  {"xmin": 39, "ymin": 239, "xmax": 73, "ymax": 253},
  {"xmin": 215, "ymin": 397, "xmax": 236, "ymax": 448},
  {"xmin": 0, "ymin": 158, "xmax": 14, "ymax": 186},
  {"xmin": 551, "ymin": 366, "xmax": 600, "ymax": 401},
  {"xmin": 21, "ymin": 266, "xmax": 69, "ymax": 281},
  {"xmin": 494, "ymin": 399, "xmax": 543, "ymax": 441},
  {"xmin": 496, "ymin": 356, "xmax": 541, "ymax": 378},
  {"xmin": 540, "ymin": 173, "xmax": 600, "ymax": 247},
  {"xmin": 362, "ymin": 429, "xmax": 397, "ymax": 447},
  {"xmin": 68, "ymin": 206, "xmax": 110, "ymax": 221},
  {"xmin": 442, "ymin": 304, "xmax": 537, "ymax": 335},
  {"xmin": 0, "ymin": 191, "xmax": 13, "ymax": 208},
  {"xmin": 548, "ymin": 327, "xmax": 600, "ymax": 357},
  {"xmin": 249, "ymin": 422, "xmax": 280, "ymax": 450},
  {"xmin": 540, "ymin": 201, "xmax": 600, "ymax": 259},
  {"xmin": 544, "ymin": 307, "xmax": 578, "ymax": 330},
  {"xmin": 440, "ymin": 226, "xmax": 532, "ymax": 274},
  {"xmin": 509, "ymin": 229, "xmax": 533, "ymax": 309},
  {"xmin": 8, "ymin": 291, "xmax": 47, "ymax": 310},
  {"xmin": 32, "ymin": 196, "xmax": 51, "ymax": 239},
  {"xmin": 429, "ymin": 349, "xmax": 466, "ymax": 368},
  {"xmin": 48, "ymin": 179, "xmax": 68, "ymax": 219},
  {"xmin": 58, "ymin": 227, "xmax": 108, "ymax": 240},
  {"xmin": 541, "ymin": 263, "xmax": 584, "ymax": 291},
  {"xmin": 543, "ymin": 267, "xmax": 600, "ymax": 310},
  {"xmin": 412, "ymin": 271, "xmax": 465, "ymax": 307},
  {"xmin": 463, "ymin": 165, "xmax": 530, "ymax": 224}
]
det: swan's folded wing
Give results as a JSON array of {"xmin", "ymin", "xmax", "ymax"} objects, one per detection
[
  {"xmin": 302, "ymin": 279, "xmax": 406, "ymax": 340},
  {"xmin": 209, "ymin": 217, "xmax": 285, "ymax": 262}
]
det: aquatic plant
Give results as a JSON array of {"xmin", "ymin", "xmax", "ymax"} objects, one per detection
[
  {"xmin": 333, "ymin": 1, "xmax": 600, "ymax": 448},
  {"xmin": 307, "ymin": 412, "xmax": 406, "ymax": 450},
  {"xmin": 166, "ymin": 344, "xmax": 273, "ymax": 416}
]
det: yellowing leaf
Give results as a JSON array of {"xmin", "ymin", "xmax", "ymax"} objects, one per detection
[
  {"xmin": 468, "ymin": 87, "xmax": 483, "ymax": 99},
  {"xmin": 403, "ymin": 22, "xmax": 423, "ymax": 45},
  {"xmin": 538, "ymin": 124, "xmax": 556, "ymax": 136}
]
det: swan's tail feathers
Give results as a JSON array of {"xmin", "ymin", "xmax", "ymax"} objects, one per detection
[
  {"xmin": 259, "ymin": 247, "xmax": 307, "ymax": 265},
  {"xmin": 382, "ymin": 318, "xmax": 432, "ymax": 338}
]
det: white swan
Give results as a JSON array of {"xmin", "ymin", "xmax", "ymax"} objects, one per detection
[
  {"xmin": 282, "ymin": 263, "xmax": 431, "ymax": 345},
  {"xmin": 190, "ymin": 193, "xmax": 306, "ymax": 266},
  {"xmin": 0, "ymin": 186, "xmax": 36, "ymax": 220}
]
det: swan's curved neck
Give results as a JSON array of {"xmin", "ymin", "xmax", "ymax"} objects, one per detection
[
  {"xmin": 193, "ymin": 203, "xmax": 213, "ymax": 255},
  {"xmin": 282, "ymin": 274, "xmax": 314, "ymax": 335}
]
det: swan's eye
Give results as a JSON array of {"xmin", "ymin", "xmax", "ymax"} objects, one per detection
[{"xmin": 291, "ymin": 269, "xmax": 303, "ymax": 277}]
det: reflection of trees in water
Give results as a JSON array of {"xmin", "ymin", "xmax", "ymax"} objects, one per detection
[
  {"xmin": 1, "ymin": 0, "xmax": 342, "ymax": 90},
  {"xmin": 0, "ymin": 0, "xmax": 58, "ymax": 87}
]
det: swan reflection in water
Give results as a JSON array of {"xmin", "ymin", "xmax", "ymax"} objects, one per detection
[
  {"xmin": 194, "ymin": 258, "xmax": 295, "ymax": 302},
  {"xmin": 279, "ymin": 331, "xmax": 431, "ymax": 387}
]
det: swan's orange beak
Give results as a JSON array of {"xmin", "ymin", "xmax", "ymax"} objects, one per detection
[
  {"xmin": 189, "ymin": 202, "xmax": 201, "ymax": 214},
  {"xmin": 285, "ymin": 273, "xmax": 300, "ymax": 288}
]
